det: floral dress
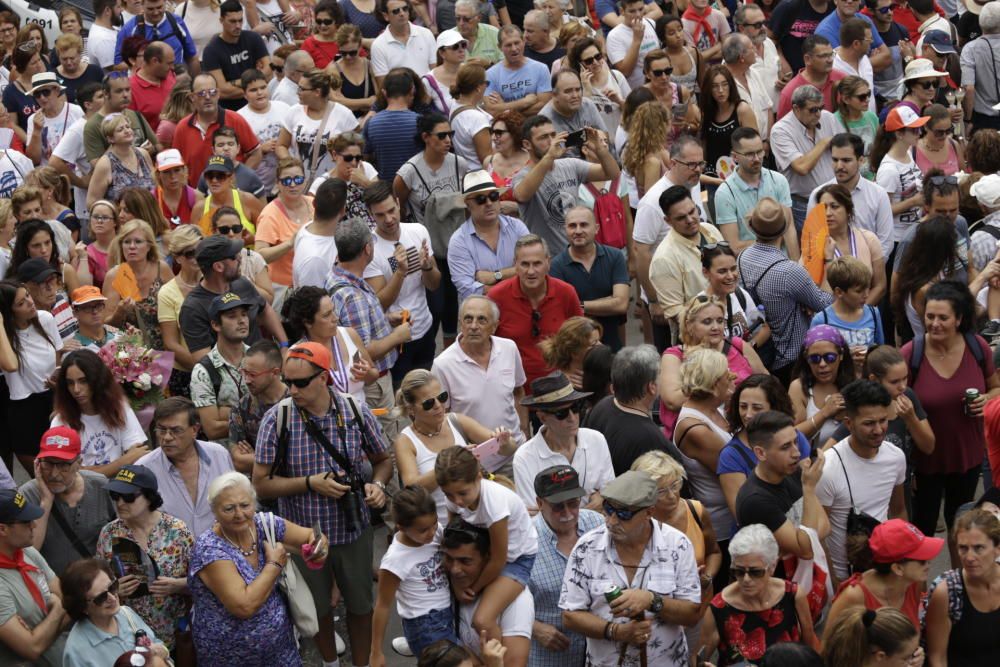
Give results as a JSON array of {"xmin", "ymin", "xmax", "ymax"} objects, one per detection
[
  {"xmin": 130, "ymin": 272, "xmax": 164, "ymax": 350},
  {"xmin": 188, "ymin": 513, "xmax": 301, "ymax": 666},
  {"xmin": 96, "ymin": 512, "xmax": 194, "ymax": 651},
  {"xmin": 709, "ymin": 581, "xmax": 802, "ymax": 667}
]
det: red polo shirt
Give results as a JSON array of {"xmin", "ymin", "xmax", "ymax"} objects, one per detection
[
  {"xmin": 171, "ymin": 108, "xmax": 260, "ymax": 187},
  {"xmin": 129, "ymin": 70, "xmax": 176, "ymax": 133},
  {"xmin": 489, "ymin": 276, "xmax": 583, "ymax": 391}
]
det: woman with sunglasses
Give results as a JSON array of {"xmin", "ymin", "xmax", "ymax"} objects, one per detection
[
  {"xmin": 788, "ymin": 325, "xmax": 856, "ymax": 448},
  {"xmin": 302, "ymin": 0, "xmax": 344, "ymax": 69},
  {"xmin": 569, "ymin": 38, "xmax": 631, "ymax": 139},
  {"xmin": 898, "ymin": 57, "xmax": 946, "ymax": 116},
  {"xmin": 833, "ymin": 75, "xmax": 879, "ymax": 161},
  {"xmin": 872, "ymin": 107, "xmax": 930, "ymax": 249},
  {"xmin": 256, "ymin": 158, "xmax": 312, "ymax": 308},
  {"xmin": 483, "ymin": 110, "xmax": 530, "ymax": 216},
  {"xmin": 330, "ymin": 25, "xmax": 378, "ymax": 119},
  {"xmin": 61, "ymin": 558, "xmax": 173, "ymax": 667},
  {"xmin": 308, "ymin": 133, "xmax": 378, "ymax": 227},
  {"xmin": 657, "ymin": 15, "xmax": 702, "ymax": 98},
  {"xmin": 424, "ymin": 32, "xmax": 469, "ymax": 115},
  {"xmin": 95, "ymin": 463, "xmax": 193, "ymax": 656},
  {"xmin": 154, "ymin": 152, "xmax": 204, "ymax": 230},
  {"xmin": 395, "ymin": 369, "xmax": 516, "ymax": 525},
  {"xmin": 212, "ymin": 207, "xmax": 275, "ymax": 304},
  {"xmin": 449, "ymin": 63, "xmax": 492, "ymax": 165},
  {"xmin": 158, "ymin": 225, "xmax": 203, "ymax": 399},
  {"xmin": 642, "ymin": 49, "xmax": 701, "ymax": 138},
  {"xmin": 699, "ymin": 524, "xmax": 817, "ymax": 665},
  {"xmin": 915, "ymin": 103, "xmax": 966, "ymax": 177}
]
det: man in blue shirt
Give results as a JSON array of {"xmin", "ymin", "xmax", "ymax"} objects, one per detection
[
  {"xmin": 814, "ymin": 0, "xmax": 892, "ymax": 70},
  {"xmin": 484, "ymin": 25, "xmax": 552, "ymax": 117},
  {"xmin": 114, "ymin": 0, "xmax": 199, "ymax": 73},
  {"xmin": 362, "ymin": 71, "xmax": 421, "ymax": 181}
]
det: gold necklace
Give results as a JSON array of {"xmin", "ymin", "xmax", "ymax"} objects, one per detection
[{"xmin": 412, "ymin": 422, "xmax": 443, "ymax": 437}]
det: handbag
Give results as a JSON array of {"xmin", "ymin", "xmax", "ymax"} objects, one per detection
[{"xmin": 260, "ymin": 511, "xmax": 320, "ymax": 637}]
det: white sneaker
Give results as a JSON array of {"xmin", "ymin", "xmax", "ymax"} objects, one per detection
[
  {"xmin": 391, "ymin": 636, "xmax": 413, "ymax": 657},
  {"xmin": 336, "ymin": 632, "xmax": 346, "ymax": 655}
]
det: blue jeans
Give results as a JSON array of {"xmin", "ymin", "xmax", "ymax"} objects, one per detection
[
  {"xmin": 400, "ymin": 605, "xmax": 460, "ymax": 659},
  {"xmin": 501, "ymin": 553, "xmax": 536, "ymax": 586},
  {"xmin": 791, "ymin": 197, "xmax": 809, "ymax": 235}
]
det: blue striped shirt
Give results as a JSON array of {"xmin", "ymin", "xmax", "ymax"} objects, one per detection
[{"xmin": 362, "ymin": 109, "xmax": 421, "ymax": 180}]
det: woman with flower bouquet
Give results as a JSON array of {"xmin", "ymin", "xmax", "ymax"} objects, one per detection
[{"xmin": 95, "ymin": 326, "xmax": 174, "ymax": 431}]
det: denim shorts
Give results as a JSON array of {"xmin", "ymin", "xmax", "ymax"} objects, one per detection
[
  {"xmin": 400, "ymin": 605, "xmax": 460, "ymax": 659},
  {"xmin": 500, "ymin": 553, "xmax": 536, "ymax": 586}
]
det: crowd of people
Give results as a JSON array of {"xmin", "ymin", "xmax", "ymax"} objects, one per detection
[{"xmin": 2, "ymin": 0, "xmax": 1000, "ymax": 665}]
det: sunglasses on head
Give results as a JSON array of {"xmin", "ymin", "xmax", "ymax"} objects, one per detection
[
  {"xmin": 315, "ymin": 18, "xmax": 335, "ymax": 25},
  {"xmin": 603, "ymin": 500, "xmax": 639, "ymax": 521},
  {"xmin": 650, "ymin": 67, "xmax": 673, "ymax": 77},
  {"xmin": 216, "ymin": 225, "xmax": 243, "ymax": 235},
  {"xmin": 929, "ymin": 174, "xmax": 958, "ymax": 186},
  {"xmin": 580, "ymin": 54, "xmax": 602, "ymax": 66},
  {"xmin": 88, "ymin": 578, "xmax": 120, "ymax": 606},
  {"xmin": 420, "ymin": 391, "xmax": 449, "ymax": 411},
  {"xmin": 338, "ymin": 153, "xmax": 361, "ymax": 162},
  {"xmin": 109, "ymin": 491, "xmax": 141, "ymax": 503},
  {"xmin": 269, "ymin": 63, "xmax": 283, "ymax": 72},
  {"xmin": 702, "ymin": 241, "xmax": 730, "ymax": 252},
  {"xmin": 731, "ymin": 566, "xmax": 768, "ymax": 580},
  {"xmin": 531, "ymin": 309, "xmax": 541, "ymax": 338},
  {"xmin": 541, "ymin": 400, "xmax": 585, "ymax": 420},
  {"xmin": 282, "ymin": 369, "xmax": 326, "ymax": 388},
  {"xmin": 434, "ymin": 130, "xmax": 455, "ymax": 140},
  {"xmin": 472, "ymin": 191, "xmax": 501, "ymax": 205},
  {"xmin": 807, "ymin": 352, "xmax": 840, "ymax": 365},
  {"xmin": 280, "ymin": 175, "xmax": 306, "ymax": 187}
]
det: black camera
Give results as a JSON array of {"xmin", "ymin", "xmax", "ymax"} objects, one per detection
[{"xmin": 336, "ymin": 473, "xmax": 366, "ymax": 532}]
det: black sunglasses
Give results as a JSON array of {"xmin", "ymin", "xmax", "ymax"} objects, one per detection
[
  {"xmin": 269, "ymin": 63, "xmax": 283, "ymax": 72},
  {"xmin": 580, "ymin": 54, "xmax": 603, "ymax": 66},
  {"xmin": 855, "ymin": 92, "xmax": 871, "ymax": 102},
  {"xmin": 472, "ymin": 191, "xmax": 501, "ymax": 205},
  {"xmin": 434, "ymin": 130, "xmax": 455, "ymax": 140},
  {"xmin": 338, "ymin": 49, "xmax": 359, "ymax": 58},
  {"xmin": 490, "ymin": 128, "xmax": 508, "ymax": 137},
  {"xmin": 109, "ymin": 491, "xmax": 141, "ymax": 503},
  {"xmin": 338, "ymin": 153, "xmax": 361, "ymax": 162},
  {"xmin": 602, "ymin": 500, "xmax": 639, "ymax": 521},
  {"xmin": 175, "ymin": 248, "xmax": 197, "ymax": 259},
  {"xmin": 283, "ymin": 369, "xmax": 325, "ymax": 388},
  {"xmin": 444, "ymin": 41, "xmax": 468, "ymax": 51},
  {"xmin": 650, "ymin": 67, "xmax": 673, "ymax": 77},
  {"xmin": 390, "ymin": 5, "xmax": 410, "ymax": 14},
  {"xmin": 205, "ymin": 172, "xmax": 230, "ymax": 181},
  {"xmin": 315, "ymin": 18, "xmax": 335, "ymax": 25},
  {"xmin": 807, "ymin": 352, "xmax": 840, "ymax": 365},
  {"xmin": 531, "ymin": 309, "xmax": 541, "ymax": 338},
  {"xmin": 914, "ymin": 80, "xmax": 937, "ymax": 90},
  {"xmin": 420, "ymin": 391, "xmax": 449, "ymax": 411},
  {"xmin": 541, "ymin": 400, "xmax": 586, "ymax": 420},
  {"xmin": 731, "ymin": 566, "xmax": 768, "ymax": 579},
  {"xmin": 216, "ymin": 225, "xmax": 243, "ymax": 235},
  {"xmin": 88, "ymin": 578, "xmax": 120, "ymax": 606},
  {"xmin": 929, "ymin": 174, "xmax": 958, "ymax": 186}
]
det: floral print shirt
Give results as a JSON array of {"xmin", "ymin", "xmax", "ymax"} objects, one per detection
[{"xmin": 709, "ymin": 580, "xmax": 802, "ymax": 666}]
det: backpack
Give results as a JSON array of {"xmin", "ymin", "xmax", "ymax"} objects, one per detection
[
  {"xmin": 405, "ymin": 156, "xmax": 466, "ymax": 257},
  {"xmin": 197, "ymin": 356, "xmax": 223, "ymax": 405},
  {"xmin": 584, "ymin": 178, "xmax": 627, "ymax": 249},
  {"xmin": 268, "ymin": 392, "xmax": 372, "ymax": 478},
  {"xmin": 908, "ymin": 330, "xmax": 988, "ymax": 385},
  {"xmin": 134, "ymin": 12, "xmax": 187, "ymax": 53},
  {"xmin": 818, "ymin": 304, "xmax": 884, "ymax": 346}
]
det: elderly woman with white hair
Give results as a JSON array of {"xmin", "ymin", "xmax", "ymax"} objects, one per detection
[
  {"xmin": 698, "ymin": 524, "xmax": 818, "ymax": 666},
  {"xmin": 187, "ymin": 472, "xmax": 330, "ymax": 666}
]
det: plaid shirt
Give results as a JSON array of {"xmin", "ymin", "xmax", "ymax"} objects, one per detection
[
  {"xmin": 325, "ymin": 266, "xmax": 398, "ymax": 373},
  {"xmin": 528, "ymin": 509, "xmax": 604, "ymax": 667},
  {"xmin": 229, "ymin": 387, "xmax": 288, "ymax": 448},
  {"xmin": 254, "ymin": 390, "xmax": 390, "ymax": 544}
]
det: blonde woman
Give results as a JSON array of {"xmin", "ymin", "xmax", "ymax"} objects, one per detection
[
  {"xmin": 102, "ymin": 220, "xmax": 173, "ymax": 349},
  {"xmin": 25, "ymin": 166, "xmax": 81, "ymax": 242},
  {"xmin": 158, "ymin": 225, "xmax": 203, "ymax": 398},
  {"xmin": 87, "ymin": 114, "xmax": 155, "ymax": 208},
  {"xmin": 621, "ymin": 102, "xmax": 671, "ymax": 199}
]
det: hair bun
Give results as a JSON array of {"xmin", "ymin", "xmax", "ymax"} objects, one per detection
[{"xmin": 862, "ymin": 609, "xmax": 877, "ymax": 628}]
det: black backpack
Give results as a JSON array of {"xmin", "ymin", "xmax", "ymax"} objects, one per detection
[{"xmin": 909, "ymin": 331, "xmax": 988, "ymax": 385}]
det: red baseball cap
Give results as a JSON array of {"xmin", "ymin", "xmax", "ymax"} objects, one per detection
[
  {"xmin": 38, "ymin": 426, "xmax": 82, "ymax": 461},
  {"xmin": 287, "ymin": 342, "xmax": 332, "ymax": 373},
  {"xmin": 869, "ymin": 519, "xmax": 944, "ymax": 563}
]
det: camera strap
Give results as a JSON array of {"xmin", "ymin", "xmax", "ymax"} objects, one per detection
[{"xmin": 297, "ymin": 403, "xmax": 355, "ymax": 478}]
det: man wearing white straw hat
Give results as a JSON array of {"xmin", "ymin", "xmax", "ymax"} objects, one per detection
[{"xmin": 25, "ymin": 73, "xmax": 83, "ymax": 167}]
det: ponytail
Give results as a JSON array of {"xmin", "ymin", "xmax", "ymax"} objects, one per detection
[{"xmin": 823, "ymin": 607, "xmax": 917, "ymax": 667}]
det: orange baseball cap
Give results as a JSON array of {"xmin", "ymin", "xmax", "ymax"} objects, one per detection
[
  {"xmin": 287, "ymin": 342, "xmax": 332, "ymax": 372},
  {"xmin": 71, "ymin": 285, "xmax": 107, "ymax": 306}
]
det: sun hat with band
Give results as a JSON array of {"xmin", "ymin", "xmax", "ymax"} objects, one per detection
[
  {"xmin": 869, "ymin": 519, "xmax": 944, "ymax": 563},
  {"xmin": 462, "ymin": 170, "xmax": 505, "ymax": 198},
  {"xmin": 885, "ymin": 106, "xmax": 931, "ymax": 133},
  {"xmin": 747, "ymin": 197, "xmax": 786, "ymax": 242},
  {"xmin": 601, "ymin": 470, "xmax": 658, "ymax": 510},
  {"xmin": 902, "ymin": 58, "xmax": 947, "ymax": 83},
  {"xmin": 519, "ymin": 371, "xmax": 592, "ymax": 409},
  {"xmin": 29, "ymin": 72, "xmax": 64, "ymax": 97}
]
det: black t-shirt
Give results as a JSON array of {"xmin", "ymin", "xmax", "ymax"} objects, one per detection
[
  {"xmin": 56, "ymin": 64, "xmax": 106, "ymax": 105},
  {"xmin": 583, "ymin": 396, "xmax": 684, "ymax": 475},
  {"xmin": 201, "ymin": 31, "xmax": 269, "ymax": 110},
  {"xmin": 178, "ymin": 276, "xmax": 266, "ymax": 353},
  {"xmin": 735, "ymin": 469, "xmax": 803, "ymax": 532},
  {"xmin": 769, "ymin": 0, "xmax": 833, "ymax": 73},
  {"xmin": 525, "ymin": 46, "xmax": 566, "ymax": 71}
]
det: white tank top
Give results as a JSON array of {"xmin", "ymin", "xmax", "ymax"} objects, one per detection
[
  {"xmin": 330, "ymin": 328, "xmax": 365, "ymax": 405},
  {"xmin": 676, "ymin": 405, "xmax": 735, "ymax": 539},
  {"xmin": 805, "ymin": 386, "xmax": 842, "ymax": 445},
  {"xmin": 402, "ymin": 416, "xmax": 467, "ymax": 526}
]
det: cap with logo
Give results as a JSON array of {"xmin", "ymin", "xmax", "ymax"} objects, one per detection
[
  {"xmin": 0, "ymin": 489, "xmax": 44, "ymax": 523},
  {"xmin": 921, "ymin": 30, "xmax": 956, "ymax": 54},
  {"xmin": 601, "ymin": 470, "xmax": 658, "ymax": 510},
  {"xmin": 71, "ymin": 285, "xmax": 108, "ymax": 307},
  {"xmin": 106, "ymin": 464, "xmax": 159, "ymax": 494},
  {"xmin": 38, "ymin": 426, "xmax": 81, "ymax": 461},
  {"xmin": 885, "ymin": 106, "xmax": 930, "ymax": 133},
  {"xmin": 534, "ymin": 465, "xmax": 586, "ymax": 503},
  {"xmin": 287, "ymin": 342, "xmax": 332, "ymax": 373},
  {"xmin": 869, "ymin": 519, "xmax": 944, "ymax": 563},
  {"xmin": 203, "ymin": 156, "xmax": 235, "ymax": 175},
  {"xmin": 16, "ymin": 257, "xmax": 57, "ymax": 284},
  {"xmin": 156, "ymin": 149, "xmax": 185, "ymax": 172},
  {"xmin": 209, "ymin": 291, "xmax": 250, "ymax": 321}
]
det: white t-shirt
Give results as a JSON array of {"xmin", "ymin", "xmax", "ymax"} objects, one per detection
[
  {"xmin": 86, "ymin": 24, "xmax": 119, "ymax": 70},
  {"xmin": 815, "ymin": 437, "xmax": 906, "ymax": 579},
  {"xmin": 444, "ymin": 478, "xmax": 538, "ymax": 561},
  {"xmin": 3, "ymin": 310, "xmax": 63, "ymax": 400},
  {"xmin": 308, "ymin": 161, "xmax": 380, "ymax": 195},
  {"xmin": 27, "ymin": 103, "xmax": 84, "ymax": 166},
  {"xmin": 238, "ymin": 100, "xmax": 291, "ymax": 195},
  {"xmin": 379, "ymin": 526, "xmax": 451, "ymax": 619},
  {"xmin": 291, "ymin": 224, "xmax": 381, "ymax": 288},
  {"xmin": 272, "ymin": 76, "xmax": 299, "ymax": 106},
  {"xmin": 51, "ymin": 403, "xmax": 147, "ymax": 467},
  {"xmin": 51, "ymin": 117, "xmax": 92, "ymax": 219},
  {"xmin": 175, "ymin": 2, "xmax": 220, "ymax": 56},
  {"xmin": 876, "ymin": 154, "xmax": 923, "ymax": 242},
  {"xmin": 369, "ymin": 223, "xmax": 434, "ymax": 340},
  {"xmin": 450, "ymin": 106, "xmax": 491, "ymax": 165},
  {"xmin": 370, "ymin": 24, "xmax": 438, "ymax": 77},
  {"xmin": 458, "ymin": 588, "xmax": 534, "ymax": 658},
  {"xmin": 605, "ymin": 19, "xmax": 660, "ymax": 89},
  {"xmin": 0, "ymin": 148, "xmax": 35, "ymax": 199},
  {"xmin": 282, "ymin": 103, "xmax": 359, "ymax": 183}
]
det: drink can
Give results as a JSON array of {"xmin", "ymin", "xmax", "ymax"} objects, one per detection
[
  {"xmin": 965, "ymin": 388, "xmax": 981, "ymax": 416},
  {"xmin": 604, "ymin": 585, "xmax": 623, "ymax": 604}
]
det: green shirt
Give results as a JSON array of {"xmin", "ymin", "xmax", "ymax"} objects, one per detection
[
  {"xmin": 467, "ymin": 24, "xmax": 502, "ymax": 65},
  {"xmin": 82, "ymin": 109, "xmax": 157, "ymax": 162}
]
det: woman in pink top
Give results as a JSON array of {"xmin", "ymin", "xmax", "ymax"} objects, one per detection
[{"xmin": 914, "ymin": 104, "xmax": 965, "ymax": 177}]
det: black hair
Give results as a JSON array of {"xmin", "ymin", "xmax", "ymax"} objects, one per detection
[
  {"xmin": 0, "ymin": 279, "xmax": 55, "ymax": 367},
  {"xmin": 581, "ymin": 343, "xmax": 614, "ymax": 408},
  {"xmin": 841, "ymin": 379, "xmax": 892, "ymax": 415},
  {"xmin": 314, "ymin": 0, "xmax": 345, "ymax": 23},
  {"xmin": 441, "ymin": 517, "xmax": 490, "ymax": 556},
  {"xmin": 314, "ymin": 177, "xmax": 348, "ymax": 220},
  {"xmin": 76, "ymin": 82, "xmax": 103, "ymax": 108},
  {"xmin": 730, "ymin": 125, "xmax": 760, "ymax": 150},
  {"xmin": 925, "ymin": 280, "xmax": 977, "ymax": 334},
  {"xmin": 760, "ymin": 642, "xmax": 823, "ymax": 667},
  {"xmin": 923, "ymin": 167, "xmax": 960, "ymax": 206},
  {"xmin": 802, "ymin": 34, "xmax": 831, "ymax": 55},
  {"xmin": 830, "ymin": 132, "xmax": 864, "ymax": 158},
  {"xmin": 415, "ymin": 112, "xmax": 449, "ymax": 147},
  {"xmin": 212, "ymin": 126, "xmax": 239, "ymax": 147},
  {"xmin": 152, "ymin": 396, "xmax": 199, "ymax": 429},
  {"xmin": 521, "ymin": 114, "xmax": 554, "ymax": 144},
  {"xmin": 391, "ymin": 485, "xmax": 438, "ymax": 527},
  {"xmin": 383, "ymin": 70, "xmax": 414, "ymax": 99},
  {"xmin": 240, "ymin": 68, "xmax": 267, "ymax": 89},
  {"xmin": 362, "ymin": 181, "xmax": 394, "ymax": 209},
  {"xmin": 219, "ymin": 0, "xmax": 244, "ymax": 16},
  {"xmin": 701, "ymin": 242, "xmax": 736, "ymax": 269},
  {"xmin": 246, "ymin": 339, "xmax": 283, "ymax": 369},
  {"xmin": 908, "ymin": 0, "xmax": 934, "ymax": 13},
  {"xmin": 727, "ymin": 374, "xmax": 796, "ymax": 431},
  {"xmin": 8, "ymin": 219, "xmax": 59, "ymax": 276},
  {"xmin": 892, "ymin": 217, "xmax": 960, "ymax": 323},
  {"xmin": 747, "ymin": 410, "xmax": 796, "ymax": 449},
  {"xmin": 795, "ymin": 330, "xmax": 855, "ymax": 391},
  {"xmin": 659, "ymin": 185, "xmax": 693, "ymax": 217},
  {"xmin": 280, "ymin": 286, "xmax": 327, "ymax": 342}
]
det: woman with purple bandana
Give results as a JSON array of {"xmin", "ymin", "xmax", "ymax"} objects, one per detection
[{"xmin": 788, "ymin": 325, "xmax": 857, "ymax": 448}]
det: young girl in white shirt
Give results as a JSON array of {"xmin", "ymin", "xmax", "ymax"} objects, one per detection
[
  {"xmin": 434, "ymin": 446, "xmax": 538, "ymax": 644},
  {"xmin": 370, "ymin": 485, "xmax": 455, "ymax": 667}
]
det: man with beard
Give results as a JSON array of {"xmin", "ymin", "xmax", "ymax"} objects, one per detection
[
  {"xmin": 229, "ymin": 340, "xmax": 287, "ymax": 474},
  {"xmin": 815, "ymin": 380, "xmax": 906, "ymax": 583},
  {"xmin": 179, "ymin": 235, "xmax": 286, "ymax": 361},
  {"xmin": 560, "ymin": 470, "xmax": 701, "ymax": 667}
]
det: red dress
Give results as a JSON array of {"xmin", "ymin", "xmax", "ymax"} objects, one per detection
[
  {"xmin": 710, "ymin": 581, "xmax": 802, "ymax": 667},
  {"xmin": 833, "ymin": 573, "xmax": 924, "ymax": 631}
]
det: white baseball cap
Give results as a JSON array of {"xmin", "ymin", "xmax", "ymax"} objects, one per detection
[{"xmin": 156, "ymin": 149, "xmax": 185, "ymax": 172}]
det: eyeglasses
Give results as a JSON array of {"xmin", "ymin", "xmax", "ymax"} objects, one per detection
[
  {"xmin": 807, "ymin": 352, "xmax": 840, "ymax": 365},
  {"xmin": 490, "ymin": 128, "xmax": 509, "ymax": 138},
  {"xmin": 390, "ymin": 5, "xmax": 410, "ymax": 14},
  {"xmin": 33, "ymin": 87, "xmax": 56, "ymax": 99},
  {"xmin": 650, "ymin": 67, "xmax": 673, "ymax": 77},
  {"xmin": 216, "ymin": 225, "xmax": 243, "ymax": 235},
  {"xmin": 338, "ymin": 153, "xmax": 361, "ymax": 162},
  {"xmin": 913, "ymin": 80, "xmax": 936, "ymax": 90},
  {"xmin": 531, "ymin": 309, "xmax": 541, "ymax": 337},
  {"xmin": 434, "ymin": 130, "xmax": 455, "ymax": 140},
  {"xmin": 280, "ymin": 175, "xmax": 306, "ymax": 187},
  {"xmin": 315, "ymin": 18, "xmax": 335, "ymax": 25},
  {"xmin": 298, "ymin": 87, "xmax": 315, "ymax": 93},
  {"xmin": 603, "ymin": 500, "xmax": 639, "ymax": 521},
  {"xmin": 730, "ymin": 566, "xmax": 768, "ymax": 580},
  {"xmin": 674, "ymin": 159, "xmax": 706, "ymax": 170},
  {"xmin": 283, "ymin": 369, "xmax": 326, "ymax": 388},
  {"xmin": 930, "ymin": 128, "xmax": 953, "ymax": 138},
  {"xmin": 471, "ymin": 191, "xmax": 501, "ymax": 205},
  {"xmin": 194, "ymin": 88, "xmax": 219, "ymax": 98},
  {"xmin": 802, "ymin": 105, "xmax": 823, "ymax": 114},
  {"xmin": 87, "ymin": 579, "xmax": 120, "ymax": 606},
  {"xmin": 339, "ymin": 49, "xmax": 359, "ymax": 58},
  {"xmin": 547, "ymin": 497, "xmax": 581, "ymax": 512},
  {"xmin": 153, "ymin": 426, "xmax": 189, "ymax": 437},
  {"xmin": 929, "ymin": 174, "xmax": 958, "ymax": 186},
  {"xmin": 445, "ymin": 41, "xmax": 468, "ymax": 50},
  {"xmin": 855, "ymin": 92, "xmax": 871, "ymax": 102},
  {"xmin": 109, "ymin": 491, "xmax": 141, "ymax": 503},
  {"xmin": 455, "ymin": 14, "xmax": 477, "ymax": 22},
  {"xmin": 205, "ymin": 172, "xmax": 230, "ymax": 181},
  {"xmin": 579, "ymin": 54, "xmax": 602, "ymax": 66},
  {"xmin": 657, "ymin": 479, "xmax": 684, "ymax": 495},
  {"xmin": 73, "ymin": 302, "xmax": 105, "ymax": 314},
  {"xmin": 91, "ymin": 214, "xmax": 115, "ymax": 222},
  {"xmin": 420, "ymin": 391, "xmax": 449, "ymax": 411},
  {"xmin": 541, "ymin": 400, "xmax": 585, "ymax": 420},
  {"xmin": 733, "ymin": 149, "xmax": 765, "ymax": 159},
  {"xmin": 739, "ymin": 20, "xmax": 766, "ymax": 28},
  {"xmin": 269, "ymin": 63, "xmax": 283, "ymax": 72},
  {"xmin": 240, "ymin": 367, "xmax": 275, "ymax": 379}
]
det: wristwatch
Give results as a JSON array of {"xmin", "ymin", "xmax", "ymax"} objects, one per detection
[
  {"xmin": 493, "ymin": 270, "xmax": 503, "ymax": 283},
  {"xmin": 649, "ymin": 592, "xmax": 664, "ymax": 614}
]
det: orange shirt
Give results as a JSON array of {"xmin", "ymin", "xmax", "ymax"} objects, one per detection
[{"xmin": 255, "ymin": 196, "xmax": 313, "ymax": 287}]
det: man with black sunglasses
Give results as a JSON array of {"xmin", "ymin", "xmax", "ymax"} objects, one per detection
[
  {"xmin": 561, "ymin": 470, "xmax": 702, "ymax": 667},
  {"xmin": 18, "ymin": 427, "xmax": 116, "ymax": 576},
  {"xmin": 0, "ymin": 488, "xmax": 67, "ymax": 666}
]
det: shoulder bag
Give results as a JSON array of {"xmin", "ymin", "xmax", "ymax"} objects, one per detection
[{"xmin": 260, "ymin": 511, "xmax": 319, "ymax": 637}]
